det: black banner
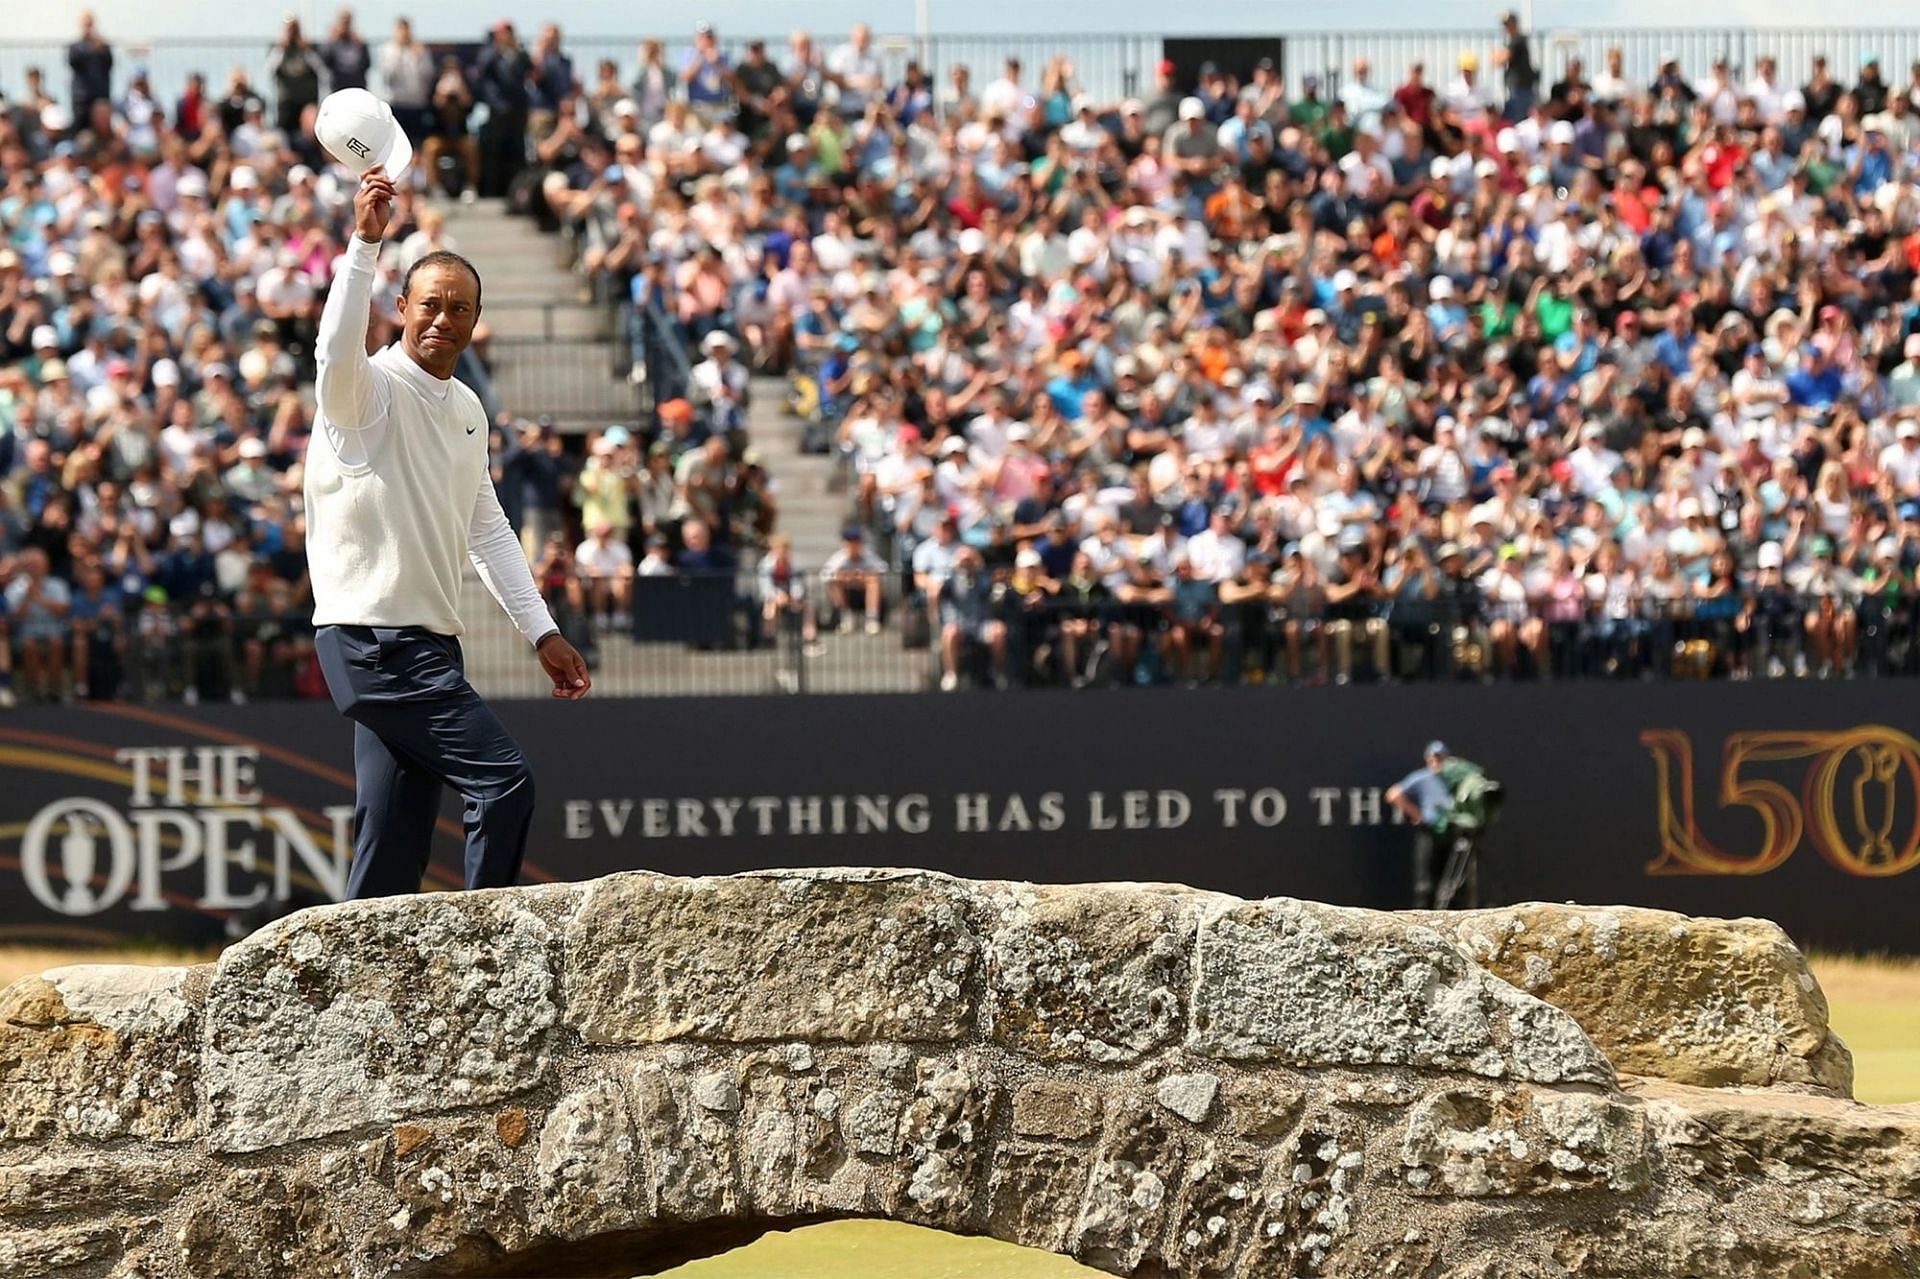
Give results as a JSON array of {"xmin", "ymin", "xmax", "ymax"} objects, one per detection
[{"xmin": 1, "ymin": 684, "xmax": 1916, "ymax": 951}]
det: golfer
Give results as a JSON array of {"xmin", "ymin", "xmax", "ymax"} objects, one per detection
[{"xmin": 308, "ymin": 165, "xmax": 590, "ymax": 900}]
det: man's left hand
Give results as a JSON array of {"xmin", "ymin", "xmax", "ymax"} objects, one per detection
[{"xmin": 537, "ymin": 633, "xmax": 592, "ymax": 699}]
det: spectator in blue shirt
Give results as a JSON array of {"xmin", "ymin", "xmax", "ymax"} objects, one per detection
[
  {"xmin": 680, "ymin": 22, "xmax": 733, "ymax": 115},
  {"xmin": 1425, "ymin": 276, "xmax": 1469, "ymax": 342},
  {"xmin": 1045, "ymin": 350, "xmax": 1099, "ymax": 421}
]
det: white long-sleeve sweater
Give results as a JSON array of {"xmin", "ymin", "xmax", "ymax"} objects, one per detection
[{"xmin": 305, "ymin": 235, "xmax": 556, "ymax": 645}]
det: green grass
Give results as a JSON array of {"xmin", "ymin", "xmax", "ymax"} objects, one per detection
[
  {"xmin": 1809, "ymin": 952, "xmax": 1920, "ymax": 1106},
  {"xmin": 656, "ymin": 1221, "xmax": 1101, "ymax": 1277},
  {"xmin": 1826, "ymin": 998, "xmax": 1920, "ymax": 1105}
]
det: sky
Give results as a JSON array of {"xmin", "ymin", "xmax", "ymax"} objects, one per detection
[{"xmin": 4, "ymin": 0, "xmax": 1900, "ymax": 44}]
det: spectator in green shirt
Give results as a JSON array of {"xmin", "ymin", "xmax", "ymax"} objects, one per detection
[{"xmin": 1291, "ymin": 74, "xmax": 1329, "ymax": 127}]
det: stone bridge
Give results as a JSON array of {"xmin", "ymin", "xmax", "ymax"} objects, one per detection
[{"xmin": 1, "ymin": 868, "xmax": 1915, "ymax": 1278}]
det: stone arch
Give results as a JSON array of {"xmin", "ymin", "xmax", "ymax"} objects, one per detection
[{"xmin": 0, "ymin": 868, "xmax": 1912, "ymax": 1278}]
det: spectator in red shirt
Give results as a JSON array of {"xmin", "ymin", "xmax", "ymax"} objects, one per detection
[{"xmin": 1394, "ymin": 62, "xmax": 1436, "ymax": 130}]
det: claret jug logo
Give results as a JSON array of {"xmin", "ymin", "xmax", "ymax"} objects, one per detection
[
  {"xmin": 19, "ymin": 744, "xmax": 352, "ymax": 917},
  {"xmin": 1641, "ymin": 726, "xmax": 1920, "ymax": 878}
]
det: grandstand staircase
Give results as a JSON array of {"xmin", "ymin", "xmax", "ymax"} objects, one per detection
[
  {"xmin": 437, "ymin": 197, "xmax": 637, "ymax": 433},
  {"xmin": 747, "ymin": 374, "xmax": 849, "ymax": 567}
]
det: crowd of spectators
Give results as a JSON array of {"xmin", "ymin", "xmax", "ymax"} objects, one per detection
[
  {"xmin": 9, "ymin": 11, "xmax": 1920, "ymax": 701},
  {"xmin": 642, "ymin": 17, "xmax": 1920, "ymax": 688},
  {"xmin": 0, "ymin": 10, "xmax": 792, "ymax": 703}
]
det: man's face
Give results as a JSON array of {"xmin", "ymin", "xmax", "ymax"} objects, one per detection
[{"xmin": 398, "ymin": 264, "xmax": 481, "ymax": 371}]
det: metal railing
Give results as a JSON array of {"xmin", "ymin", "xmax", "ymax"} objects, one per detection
[
  {"xmin": 8, "ymin": 576, "xmax": 1911, "ymax": 705},
  {"xmin": 7, "ymin": 27, "xmax": 1918, "ymax": 124}
]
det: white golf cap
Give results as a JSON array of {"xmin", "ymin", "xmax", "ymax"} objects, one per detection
[
  {"xmin": 1757, "ymin": 542, "xmax": 1784, "ymax": 569},
  {"xmin": 316, "ymin": 87, "xmax": 412, "ymax": 182}
]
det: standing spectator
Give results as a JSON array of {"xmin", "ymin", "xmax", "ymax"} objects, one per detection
[
  {"xmin": 379, "ymin": 18, "xmax": 435, "ymax": 144},
  {"xmin": 505, "ymin": 421, "xmax": 569, "ymax": 560},
  {"xmin": 321, "ymin": 8, "xmax": 372, "ymax": 94},
  {"xmin": 1339, "ymin": 57, "xmax": 1389, "ymax": 132},
  {"xmin": 526, "ymin": 24, "xmax": 575, "ymax": 142},
  {"xmin": 266, "ymin": 17, "xmax": 324, "ymax": 136},
  {"xmin": 474, "ymin": 21, "xmax": 532, "ymax": 197},
  {"xmin": 67, "ymin": 11, "xmax": 113, "ymax": 123},
  {"xmin": 1498, "ymin": 9, "xmax": 1537, "ymax": 121},
  {"xmin": 828, "ymin": 24, "xmax": 884, "ymax": 118},
  {"xmin": 631, "ymin": 39, "xmax": 675, "ymax": 128},
  {"xmin": 680, "ymin": 22, "xmax": 733, "ymax": 120}
]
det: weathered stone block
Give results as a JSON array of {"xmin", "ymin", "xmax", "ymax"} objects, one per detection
[
  {"xmin": 565, "ymin": 872, "xmax": 979, "ymax": 1045},
  {"xmin": 1439, "ymin": 904, "xmax": 1853, "ymax": 1094},
  {"xmin": 898, "ymin": 1056, "xmax": 996, "ymax": 1230},
  {"xmin": 1219, "ymin": 1077, "xmax": 1306, "ymax": 1140},
  {"xmin": 1163, "ymin": 1141, "xmax": 1266, "ymax": 1276},
  {"xmin": 1235, "ymin": 1118, "xmax": 1366, "ymax": 1278},
  {"xmin": 176, "ymin": 1171, "xmax": 346, "ymax": 1279},
  {"xmin": 202, "ymin": 894, "xmax": 558, "ymax": 1153},
  {"xmin": 0, "ymin": 1223, "xmax": 122, "ymax": 1274},
  {"xmin": 1012, "ymin": 1079, "xmax": 1104, "ymax": 1141},
  {"xmin": 535, "ymin": 1079, "xmax": 641, "ymax": 1240},
  {"xmin": 1399, "ymin": 1086, "xmax": 1648, "ymax": 1197},
  {"xmin": 631, "ymin": 1064, "xmax": 739, "ymax": 1221},
  {"xmin": 1073, "ymin": 1099, "xmax": 1184, "ymax": 1272},
  {"xmin": 0, "ymin": 1156, "xmax": 180, "ymax": 1216},
  {"xmin": 988, "ymin": 1142, "xmax": 1094, "ymax": 1255},
  {"xmin": 984, "ymin": 883, "xmax": 1197, "ymax": 1062},
  {"xmin": 0, "ymin": 966, "xmax": 200, "ymax": 1144},
  {"xmin": 1188, "ymin": 899, "xmax": 1613, "ymax": 1085}
]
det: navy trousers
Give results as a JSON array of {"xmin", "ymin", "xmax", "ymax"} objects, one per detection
[{"xmin": 315, "ymin": 625, "xmax": 536, "ymax": 899}]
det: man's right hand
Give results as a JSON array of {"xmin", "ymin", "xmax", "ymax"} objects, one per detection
[{"xmin": 354, "ymin": 166, "xmax": 396, "ymax": 242}]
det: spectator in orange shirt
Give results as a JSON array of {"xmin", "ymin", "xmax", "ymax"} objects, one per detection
[
  {"xmin": 1371, "ymin": 202, "xmax": 1417, "ymax": 271},
  {"xmin": 1204, "ymin": 169, "xmax": 1261, "ymax": 241}
]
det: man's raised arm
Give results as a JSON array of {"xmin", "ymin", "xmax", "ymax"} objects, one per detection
[{"xmin": 316, "ymin": 168, "xmax": 396, "ymax": 430}]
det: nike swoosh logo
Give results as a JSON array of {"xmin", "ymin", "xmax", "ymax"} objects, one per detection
[{"xmin": 466, "ymin": 425, "xmax": 477, "ymax": 435}]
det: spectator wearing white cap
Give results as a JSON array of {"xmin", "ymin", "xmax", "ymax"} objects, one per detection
[
  {"xmin": 690, "ymin": 331, "xmax": 750, "ymax": 430},
  {"xmin": 1887, "ymin": 335, "xmax": 1920, "ymax": 415},
  {"xmin": 224, "ymin": 437, "xmax": 278, "ymax": 504},
  {"xmin": 1164, "ymin": 97, "xmax": 1221, "ymax": 191},
  {"xmin": 1881, "ymin": 421, "xmax": 1920, "ymax": 498}
]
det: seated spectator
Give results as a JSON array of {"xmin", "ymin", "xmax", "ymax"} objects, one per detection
[
  {"xmin": 821, "ymin": 525, "xmax": 886, "ymax": 634},
  {"xmin": 575, "ymin": 520, "xmax": 635, "ymax": 631}
]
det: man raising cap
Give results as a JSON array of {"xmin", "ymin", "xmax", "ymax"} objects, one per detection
[{"xmin": 306, "ymin": 163, "xmax": 590, "ymax": 901}]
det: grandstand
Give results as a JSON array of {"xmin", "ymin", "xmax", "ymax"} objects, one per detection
[{"xmin": 5, "ymin": 11, "xmax": 1920, "ymax": 703}]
